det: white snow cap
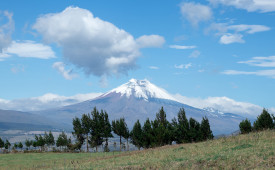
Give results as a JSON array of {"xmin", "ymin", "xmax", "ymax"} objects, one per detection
[{"xmin": 104, "ymin": 78, "xmax": 177, "ymax": 101}]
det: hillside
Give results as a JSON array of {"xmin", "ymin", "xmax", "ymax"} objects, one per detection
[{"xmin": 0, "ymin": 130, "xmax": 274, "ymax": 169}]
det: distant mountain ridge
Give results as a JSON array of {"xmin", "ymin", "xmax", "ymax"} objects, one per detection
[{"xmin": 35, "ymin": 79, "xmax": 244, "ymax": 135}]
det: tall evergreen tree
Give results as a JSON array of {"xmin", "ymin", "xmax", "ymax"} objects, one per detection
[
  {"xmin": 35, "ymin": 135, "xmax": 45, "ymax": 151},
  {"xmin": 142, "ymin": 118, "xmax": 154, "ymax": 148},
  {"xmin": 200, "ymin": 117, "xmax": 214, "ymax": 140},
  {"xmin": 112, "ymin": 118, "xmax": 128, "ymax": 151},
  {"xmin": 101, "ymin": 110, "xmax": 113, "ymax": 152},
  {"xmin": 173, "ymin": 108, "xmax": 190, "ymax": 144},
  {"xmin": 0, "ymin": 138, "xmax": 4, "ymax": 152},
  {"xmin": 56, "ymin": 131, "xmax": 69, "ymax": 151},
  {"xmin": 254, "ymin": 109, "xmax": 274, "ymax": 131},
  {"xmin": 90, "ymin": 107, "xmax": 103, "ymax": 152},
  {"xmin": 81, "ymin": 113, "xmax": 92, "ymax": 152},
  {"xmin": 130, "ymin": 120, "xmax": 143, "ymax": 150},
  {"xmin": 25, "ymin": 139, "xmax": 32, "ymax": 150},
  {"xmin": 4, "ymin": 139, "xmax": 11, "ymax": 151},
  {"xmin": 18, "ymin": 142, "xmax": 23, "ymax": 151},
  {"xmin": 72, "ymin": 117, "xmax": 85, "ymax": 151},
  {"xmin": 189, "ymin": 118, "xmax": 201, "ymax": 142}
]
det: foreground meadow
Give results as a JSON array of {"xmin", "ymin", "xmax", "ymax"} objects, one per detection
[{"xmin": 0, "ymin": 130, "xmax": 274, "ymax": 169}]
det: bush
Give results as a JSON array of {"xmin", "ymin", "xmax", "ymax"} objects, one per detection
[{"xmin": 239, "ymin": 119, "xmax": 252, "ymax": 134}]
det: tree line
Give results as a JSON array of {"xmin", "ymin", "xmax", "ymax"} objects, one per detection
[
  {"xmin": 0, "ymin": 106, "xmax": 214, "ymax": 153},
  {"xmin": 239, "ymin": 109, "xmax": 275, "ymax": 134}
]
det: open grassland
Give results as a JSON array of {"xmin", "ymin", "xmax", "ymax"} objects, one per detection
[{"xmin": 0, "ymin": 130, "xmax": 274, "ymax": 169}]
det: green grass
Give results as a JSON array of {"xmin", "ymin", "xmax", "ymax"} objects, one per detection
[{"xmin": 0, "ymin": 130, "xmax": 275, "ymax": 169}]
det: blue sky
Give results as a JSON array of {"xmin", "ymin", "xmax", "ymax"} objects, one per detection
[{"xmin": 0, "ymin": 0, "xmax": 275, "ymax": 117}]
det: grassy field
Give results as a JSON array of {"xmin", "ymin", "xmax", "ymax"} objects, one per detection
[{"xmin": 0, "ymin": 130, "xmax": 274, "ymax": 169}]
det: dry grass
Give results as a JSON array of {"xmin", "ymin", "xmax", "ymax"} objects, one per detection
[{"xmin": 0, "ymin": 130, "xmax": 274, "ymax": 169}]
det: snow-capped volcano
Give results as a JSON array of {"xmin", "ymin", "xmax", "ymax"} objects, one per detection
[{"xmin": 102, "ymin": 79, "xmax": 177, "ymax": 101}]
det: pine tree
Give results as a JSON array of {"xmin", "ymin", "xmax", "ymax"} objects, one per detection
[
  {"xmin": 101, "ymin": 110, "xmax": 113, "ymax": 152},
  {"xmin": 112, "ymin": 118, "xmax": 128, "ymax": 151},
  {"xmin": 72, "ymin": 117, "xmax": 85, "ymax": 151},
  {"xmin": 0, "ymin": 137, "xmax": 4, "ymax": 152},
  {"xmin": 81, "ymin": 113, "xmax": 92, "ymax": 152},
  {"xmin": 200, "ymin": 117, "xmax": 214, "ymax": 140},
  {"xmin": 189, "ymin": 118, "xmax": 201, "ymax": 142},
  {"xmin": 18, "ymin": 142, "xmax": 23, "ymax": 151},
  {"xmin": 4, "ymin": 139, "xmax": 11, "ymax": 151},
  {"xmin": 90, "ymin": 107, "xmax": 103, "ymax": 152},
  {"xmin": 239, "ymin": 118, "xmax": 252, "ymax": 134},
  {"xmin": 254, "ymin": 109, "xmax": 274, "ymax": 131},
  {"xmin": 56, "ymin": 131, "xmax": 69, "ymax": 151},
  {"xmin": 35, "ymin": 135, "xmax": 45, "ymax": 151},
  {"xmin": 25, "ymin": 139, "xmax": 32, "ymax": 150},
  {"xmin": 173, "ymin": 108, "xmax": 190, "ymax": 144},
  {"xmin": 142, "ymin": 118, "xmax": 154, "ymax": 148},
  {"xmin": 130, "ymin": 120, "xmax": 143, "ymax": 150}
]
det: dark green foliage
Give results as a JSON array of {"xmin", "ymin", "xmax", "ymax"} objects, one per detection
[
  {"xmin": 44, "ymin": 131, "xmax": 55, "ymax": 150},
  {"xmin": 112, "ymin": 117, "xmax": 128, "ymax": 150},
  {"xmin": 13, "ymin": 143, "xmax": 18, "ymax": 149},
  {"xmin": 172, "ymin": 108, "xmax": 190, "ymax": 144},
  {"xmin": 56, "ymin": 131, "xmax": 70, "ymax": 150},
  {"xmin": 130, "ymin": 120, "xmax": 143, "ymax": 150},
  {"xmin": 25, "ymin": 139, "xmax": 32, "ymax": 150},
  {"xmin": 253, "ymin": 109, "xmax": 274, "ymax": 131},
  {"xmin": 239, "ymin": 119, "xmax": 252, "ymax": 134},
  {"xmin": 18, "ymin": 142, "xmax": 23, "ymax": 150},
  {"xmin": 35, "ymin": 135, "xmax": 45, "ymax": 151},
  {"xmin": 101, "ymin": 110, "xmax": 113, "ymax": 151},
  {"xmin": 81, "ymin": 113, "xmax": 92, "ymax": 152},
  {"xmin": 189, "ymin": 118, "xmax": 202, "ymax": 142},
  {"xmin": 142, "ymin": 118, "xmax": 154, "ymax": 148},
  {"xmin": 151, "ymin": 107, "xmax": 173, "ymax": 147},
  {"xmin": 0, "ymin": 138, "xmax": 4, "ymax": 149},
  {"xmin": 201, "ymin": 117, "xmax": 214, "ymax": 140},
  {"xmin": 4, "ymin": 139, "xmax": 10, "ymax": 150},
  {"xmin": 72, "ymin": 117, "xmax": 85, "ymax": 150},
  {"xmin": 90, "ymin": 108, "xmax": 104, "ymax": 152}
]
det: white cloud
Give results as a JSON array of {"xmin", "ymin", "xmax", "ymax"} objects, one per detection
[
  {"xmin": 149, "ymin": 66, "xmax": 159, "ymax": 70},
  {"xmin": 173, "ymin": 94, "xmax": 271, "ymax": 118},
  {"xmin": 0, "ymin": 53, "xmax": 10, "ymax": 61},
  {"xmin": 222, "ymin": 69, "xmax": 275, "ymax": 79},
  {"xmin": 175, "ymin": 63, "xmax": 192, "ymax": 69},
  {"xmin": 189, "ymin": 50, "xmax": 201, "ymax": 58},
  {"xmin": 52, "ymin": 62, "xmax": 77, "ymax": 80},
  {"xmin": 0, "ymin": 93, "xmax": 103, "ymax": 111},
  {"xmin": 136, "ymin": 35, "xmax": 165, "ymax": 48},
  {"xmin": 207, "ymin": 23, "xmax": 270, "ymax": 44},
  {"xmin": 180, "ymin": 2, "xmax": 212, "ymax": 27},
  {"xmin": 169, "ymin": 45, "xmax": 196, "ymax": 50},
  {"xmin": 4, "ymin": 41, "xmax": 55, "ymax": 59},
  {"xmin": 0, "ymin": 11, "xmax": 14, "ymax": 52},
  {"xmin": 33, "ymin": 6, "xmax": 164, "ymax": 77},
  {"xmin": 238, "ymin": 56, "xmax": 275, "ymax": 67},
  {"xmin": 209, "ymin": 0, "xmax": 275, "ymax": 13},
  {"xmin": 220, "ymin": 33, "xmax": 245, "ymax": 44}
]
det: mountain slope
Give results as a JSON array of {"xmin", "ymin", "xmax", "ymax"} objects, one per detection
[{"xmin": 36, "ymin": 79, "xmax": 244, "ymax": 135}]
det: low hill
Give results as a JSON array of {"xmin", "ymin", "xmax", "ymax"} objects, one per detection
[{"xmin": 0, "ymin": 130, "xmax": 274, "ymax": 169}]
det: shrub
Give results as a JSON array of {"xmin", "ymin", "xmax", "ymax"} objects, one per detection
[{"xmin": 239, "ymin": 119, "xmax": 252, "ymax": 134}]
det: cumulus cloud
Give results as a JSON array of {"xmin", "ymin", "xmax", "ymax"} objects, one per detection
[
  {"xmin": 169, "ymin": 45, "xmax": 196, "ymax": 50},
  {"xmin": 180, "ymin": 2, "xmax": 212, "ymax": 27},
  {"xmin": 209, "ymin": 0, "xmax": 275, "ymax": 13},
  {"xmin": 0, "ymin": 93, "xmax": 103, "ymax": 111},
  {"xmin": 3, "ymin": 41, "xmax": 56, "ymax": 59},
  {"xmin": 175, "ymin": 63, "xmax": 192, "ymax": 69},
  {"xmin": 33, "ymin": 6, "xmax": 164, "ymax": 77},
  {"xmin": 173, "ymin": 94, "xmax": 271, "ymax": 118},
  {"xmin": 136, "ymin": 35, "xmax": 165, "ymax": 48},
  {"xmin": 220, "ymin": 33, "xmax": 244, "ymax": 44},
  {"xmin": 222, "ymin": 69, "xmax": 275, "ymax": 79},
  {"xmin": 0, "ymin": 11, "xmax": 14, "ymax": 53},
  {"xmin": 238, "ymin": 56, "xmax": 275, "ymax": 67},
  {"xmin": 207, "ymin": 23, "xmax": 270, "ymax": 44},
  {"xmin": 189, "ymin": 50, "xmax": 200, "ymax": 58},
  {"xmin": 52, "ymin": 62, "xmax": 77, "ymax": 80}
]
